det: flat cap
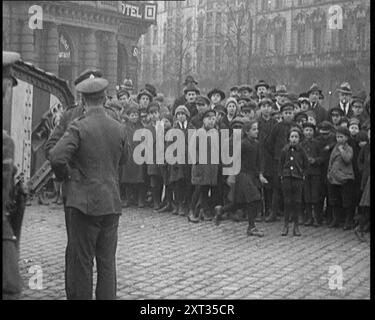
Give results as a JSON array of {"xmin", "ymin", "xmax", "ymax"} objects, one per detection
[
  {"xmin": 254, "ymin": 80, "xmax": 269, "ymax": 91},
  {"xmin": 280, "ymin": 102, "xmax": 294, "ymax": 112},
  {"xmin": 126, "ymin": 105, "xmax": 140, "ymax": 115},
  {"xmin": 230, "ymin": 86, "xmax": 239, "ymax": 91},
  {"xmin": 329, "ymin": 107, "xmax": 344, "ymax": 116},
  {"xmin": 231, "ymin": 117, "xmax": 245, "ymax": 129},
  {"xmin": 242, "ymin": 101, "xmax": 257, "ymax": 111},
  {"xmin": 258, "ymin": 97, "xmax": 274, "ymax": 107},
  {"xmin": 318, "ymin": 121, "xmax": 333, "ymax": 132},
  {"xmin": 202, "ymin": 109, "xmax": 216, "ymax": 119},
  {"xmin": 74, "ymin": 69, "xmax": 103, "ymax": 86},
  {"xmin": 238, "ymin": 84, "xmax": 253, "ymax": 93},
  {"xmin": 175, "ymin": 105, "xmax": 190, "ymax": 118},
  {"xmin": 145, "ymin": 83, "xmax": 157, "ymax": 97},
  {"xmin": 184, "ymin": 83, "xmax": 200, "ymax": 95},
  {"xmin": 294, "ymin": 112, "xmax": 308, "ymax": 122},
  {"xmin": 237, "ymin": 94, "xmax": 251, "ymax": 102},
  {"xmin": 336, "ymin": 126, "xmax": 351, "ymax": 137},
  {"xmin": 117, "ymin": 88, "xmax": 130, "ymax": 99},
  {"xmin": 214, "ymin": 104, "xmax": 227, "ymax": 115},
  {"xmin": 196, "ymin": 95, "xmax": 210, "ymax": 106},
  {"xmin": 147, "ymin": 101, "xmax": 160, "ymax": 113},
  {"xmin": 348, "ymin": 117, "xmax": 360, "ymax": 127},
  {"xmin": 76, "ymin": 77, "xmax": 108, "ymax": 96}
]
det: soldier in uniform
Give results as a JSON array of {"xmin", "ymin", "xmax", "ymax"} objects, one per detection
[
  {"xmin": 49, "ymin": 77, "xmax": 128, "ymax": 300},
  {"xmin": 3, "ymin": 51, "xmax": 23, "ymax": 300}
]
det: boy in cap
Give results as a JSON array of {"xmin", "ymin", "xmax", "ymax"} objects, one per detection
[
  {"xmin": 350, "ymin": 95, "xmax": 368, "ymax": 126},
  {"xmin": 315, "ymin": 121, "xmax": 336, "ymax": 225},
  {"xmin": 265, "ymin": 102, "xmax": 296, "ymax": 222},
  {"xmin": 145, "ymin": 102, "xmax": 164, "ymax": 210},
  {"xmin": 188, "ymin": 109, "xmax": 219, "ymax": 223},
  {"xmin": 257, "ymin": 97, "xmax": 278, "ymax": 221},
  {"xmin": 137, "ymin": 89, "xmax": 153, "ymax": 110},
  {"xmin": 254, "ymin": 80, "xmax": 270, "ymax": 102},
  {"xmin": 301, "ymin": 122, "xmax": 323, "ymax": 226},
  {"xmin": 120, "ymin": 105, "xmax": 146, "ymax": 208},
  {"xmin": 274, "ymin": 85, "xmax": 289, "ymax": 111},
  {"xmin": 241, "ymin": 101, "xmax": 257, "ymax": 121},
  {"xmin": 326, "ymin": 126, "xmax": 355, "ymax": 229},
  {"xmin": 183, "ymin": 83, "xmax": 200, "ymax": 117},
  {"xmin": 229, "ymin": 86, "xmax": 239, "ymax": 98},
  {"xmin": 307, "ymin": 83, "xmax": 328, "ymax": 124},
  {"xmin": 50, "ymin": 76, "xmax": 128, "ymax": 300},
  {"xmin": 298, "ymin": 93, "xmax": 311, "ymax": 112},
  {"xmin": 169, "ymin": 105, "xmax": 194, "ymax": 216},
  {"xmin": 190, "ymin": 95, "xmax": 210, "ymax": 129}
]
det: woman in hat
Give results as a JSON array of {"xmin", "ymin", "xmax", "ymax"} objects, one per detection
[
  {"xmin": 169, "ymin": 105, "xmax": 194, "ymax": 216},
  {"xmin": 327, "ymin": 126, "xmax": 355, "ymax": 230},
  {"xmin": 208, "ymin": 88, "xmax": 226, "ymax": 110},
  {"xmin": 120, "ymin": 105, "xmax": 146, "ymax": 208},
  {"xmin": 224, "ymin": 97, "xmax": 239, "ymax": 127},
  {"xmin": 214, "ymin": 120, "xmax": 266, "ymax": 237},
  {"xmin": 279, "ymin": 127, "xmax": 308, "ymax": 236},
  {"xmin": 188, "ymin": 109, "xmax": 220, "ymax": 223}
]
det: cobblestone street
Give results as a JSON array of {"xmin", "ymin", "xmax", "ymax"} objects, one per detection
[{"xmin": 19, "ymin": 204, "xmax": 370, "ymax": 300}]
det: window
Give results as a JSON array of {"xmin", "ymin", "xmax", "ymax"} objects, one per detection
[
  {"xmin": 261, "ymin": 0, "xmax": 270, "ymax": 12},
  {"xmin": 186, "ymin": 18, "xmax": 192, "ymax": 41},
  {"xmin": 215, "ymin": 45, "xmax": 221, "ymax": 69},
  {"xmin": 357, "ymin": 23, "xmax": 366, "ymax": 50},
  {"xmin": 275, "ymin": 0, "xmax": 283, "ymax": 9},
  {"xmin": 196, "ymin": 45, "xmax": 202, "ymax": 73},
  {"xmin": 296, "ymin": 28, "xmax": 305, "ymax": 53},
  {"xmin": 185, "ymin": 52, "xmax": 192, "ymax": 72},
  {"xmin": 198, "ymin": 17, "xmax": 204, "ymax": 39},
  {"xmin": 313, "ymin": 26, "xmax": 321, "ymax": 52},
  {"xmin": 215, "ymin": 12, "xmax": 222, "ymax": 35},
  {"xmin": 153, "ymin": 26, "xmax": 158, "ymax": 45},
  {"xmin": 163, "ymin": 22, "xmax": 167, "ymax": 44},
  {"xmin": 206, "ymin": 45, "xmax": 213, "ymax": 69},
  {"xmin": 207, "ymin": 12, "xmax": 213, "ymax": 34}
]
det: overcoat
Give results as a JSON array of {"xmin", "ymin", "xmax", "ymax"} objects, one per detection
[
  {"xmin": 258, "ymin": 116, "xmax": 277, "ymax": 177},
  {"xmin": 49, "ymin": 107, "xmax": 128, "ymax": 216}
]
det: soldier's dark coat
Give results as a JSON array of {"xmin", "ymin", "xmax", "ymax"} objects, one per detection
[{"xmin": 49, "ymin": 107, "xmax": 128, "ymax": 216}]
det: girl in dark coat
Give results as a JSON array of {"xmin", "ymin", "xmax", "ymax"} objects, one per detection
[
  {"xmin": 279, "ymin": 127, "xmax": 308, "ymax": 236},
  {"xmin": 120, "ymin": 106, "xmax": 146, "ymax": 207},
  {"xmin": 214, "ymin": 120, "xmax": 267, "ymax": 236}
]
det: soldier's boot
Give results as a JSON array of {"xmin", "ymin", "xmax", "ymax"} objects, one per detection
[
  {"xmin": 328, "ymin": 207, "xmax": 340, "ymax": 228},
  {"xmin": 304, "ymin": 204, "xmax": 314, "ymax": 226},
  {"xmin": 214, "ymin": 205, "xmax": 223, "ymax": 226}
]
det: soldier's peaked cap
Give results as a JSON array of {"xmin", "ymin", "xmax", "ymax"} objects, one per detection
[
  {"xmin": 74, "ymin": 69, "xmax": 103, "ymax": 86},
  {"xmin": 76, "ymin": 77, "xmax": 108, "ymax": 96}
]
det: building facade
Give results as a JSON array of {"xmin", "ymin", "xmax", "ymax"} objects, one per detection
[
  {"xmin": 139, "ymin": 0, "xmax": 370, "ymax": 106},
  {"xmin": 3, "ymin": 1, "xmax": 157, "ymax": 97}
]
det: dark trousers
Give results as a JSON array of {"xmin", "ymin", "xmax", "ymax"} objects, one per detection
[
  {"xmin": 222, "ymin": 201, "xmax": 260, "ymax": 228},
  {"xmin": 176, "ymin": 179, "xmax": 192, "ymax": 207},
  {"xmin": 271, "ymin": 161, "xmax": 284, "ymax": 215},
  {"xmin": 191, "ymin": 185, "xmax": 211, "ymax": 213},
  {"xmin": 65, "ymin": 208, "xmax": 120, "ymax": 300},
  {"xmin": 328, "ymin": 181, "xmax": 355, "ymax": 224},
  {"xmin": 263, "ymin": 175, "xmax": 273, "ymax": 215}
]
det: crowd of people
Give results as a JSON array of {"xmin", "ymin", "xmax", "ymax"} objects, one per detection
[{"xmin": 95, "ymin": 74, "xmax": 371, "ymax": 241}]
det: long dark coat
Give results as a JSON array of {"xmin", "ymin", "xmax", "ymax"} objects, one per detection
[
  {"xmin": 168, "ymin": 121, "xmax": 195, "ymax": 184},
  {"xmin": 258, "ymin": 116, "xmax": 277, "ymax": 177},
  {"xmin": 231, "ymin": 135, "xmax": 262, "ymax": 204},
  {"xmin": 120, "ymin": 120, "xmax": 145, "ymax": 184},
  {"xmin": 191, "ymin": 127, "xmax": 219, "ymax": 186},
  {"xmin": 49, "ymin": 107, "xmax": 128, "ymax": 216},
  {"xmin": 145, "ymin": 123, "xmax": 163, "ymax": 177}
]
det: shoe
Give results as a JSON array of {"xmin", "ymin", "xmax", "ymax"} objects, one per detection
[
  {"xmin": 171, "ymin": 204, "xmax": 179, "ymax": 215},
  {"xmin": 187, "ymin": 210, "xmax": 200, "ymax": 223},
  {"xmin": 354, "ymin": 226, "xmax": 366, "ymax": 242},
  {"xmin": 328, "ymin": 218, "xmax": 339, "ymax": 228},
  {"xmin": 293, "ymin": 223, "xmax": 301, "ymax": 236},
  {"xmin": 265, "ymin": 213, "xmax": 278, "ymax": 223},
  {"xmin": 179, "ymin": 206, "xmax": 188, "ymax": 217},
  {"xmin": 281, "ymin": 225, "xmax": 289, "ymax": 236},
  {"xmin": 202, "ymin": 210, "xmax": 213, "ymax": 221},
  {"xmin": 247, "ymin": 227, "xmax": 264, "ymax": 237},
  {"xmin": 156, "ymin": 203, "xmax": 173, "ymax": 213},
  {"xmin": 304, "ymin": 218, "xmax": 313, "ymax": 226},
  {"xmin": 214, "ymin": 206, "xmax": 223, "ymax": 226}
]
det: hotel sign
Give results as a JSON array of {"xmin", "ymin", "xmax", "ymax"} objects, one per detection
[{"xmin": 120, "ymin": 2, "xmax": 157, "ymax": 23}]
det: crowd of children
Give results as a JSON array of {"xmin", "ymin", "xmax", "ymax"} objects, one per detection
[{"xmin": 108, "ymin": 77, "xmax": 370, "ymax": 241}]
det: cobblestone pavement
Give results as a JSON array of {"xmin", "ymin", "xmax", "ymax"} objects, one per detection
[{"xmin": 18, "ymin": 204, "xmax": 370, "ymax": 300}]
